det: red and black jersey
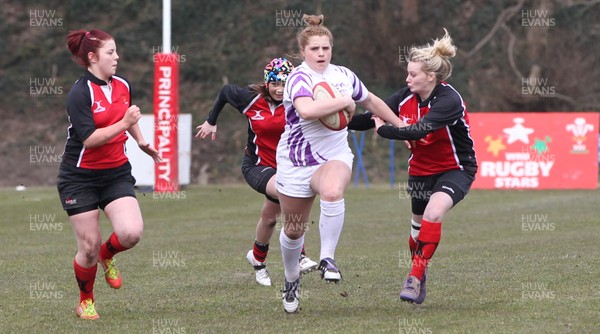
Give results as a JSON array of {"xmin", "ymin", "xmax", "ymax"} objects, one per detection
[
  {"xmin": 206, "ymin": 85, "xmax": 284, "ymax": 168},
  {"xmin": 62, "ymin": 71, "xmax": 131, "ymax": 169},
  {"xmin": 378, "ymin": 83, "xmax": 478, "ymax": 176}
]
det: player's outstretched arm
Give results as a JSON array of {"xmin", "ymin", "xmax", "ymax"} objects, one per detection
[{"xmin": 360, "ymin": 94, "xmax": 401, "ymax": 126}]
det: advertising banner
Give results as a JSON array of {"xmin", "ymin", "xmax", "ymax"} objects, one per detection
[
  {"xmin": 153, "ymin": 53, "xmax": 179, "ymax": 192},
  {"xmin": 470, "ymin": 113, "xmax": 598, "ymax": 189}
]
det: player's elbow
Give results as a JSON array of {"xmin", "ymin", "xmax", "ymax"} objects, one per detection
[
  {"xmin": 82, "ymin": 137, "xmax": 101, "ymax": 148},
  {"xmin": 296, "ymin": 106, "xmax": 318, "ymax": 120}
]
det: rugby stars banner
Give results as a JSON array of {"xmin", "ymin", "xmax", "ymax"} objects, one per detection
[{"xmin": 470, "ymin": 112, "xmax": 598, "ymax": 189}]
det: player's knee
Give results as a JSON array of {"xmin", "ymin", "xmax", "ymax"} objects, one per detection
[
  {"xmin": 282, "ymin": 218, "xmax": 306, "ymax": 239},
  {"xmin": 262, "ymin": 214, "xmax": 278, "ymax": 227},
  {"xmin": 283, "ymin": 226, "xmax": 305, "ymax": 239},
  {"xmin": 319, "ymin": 187, "xmax": 344, "ymax": 202},
  {"xmin": 80, "ymin": 237, "xmax": 101, "ymax": 262},
  {"xmin": 423, "ymin": 212, "xmax": 442, "ymax": 223},
  {"xmin": 117, "ymin": 227, "xmax": 143, "ymax": 247},
  {"xmin": 423, "ymin": 205, "xmax": 446, "ymax": 222}
]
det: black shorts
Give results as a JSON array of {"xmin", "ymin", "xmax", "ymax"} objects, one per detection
[
  {"xmin": 241, "ymin": 155, "xmax": 278, "ymax": 203},
  {"xmin": 407, "ymin": 169, "xmax": 475, "ymax": 216},
  {"xmin": 57, "ymin": 161, "xmax": 137, "ymax": 216}
]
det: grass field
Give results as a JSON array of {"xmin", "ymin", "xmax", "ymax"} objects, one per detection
[{"xmin": 0, "ymin": 185, "xmax": 598, "ymax": 333}]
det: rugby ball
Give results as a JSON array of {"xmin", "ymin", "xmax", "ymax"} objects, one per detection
[{"xmin": 313, "ymin": 81, "xmax": 350, "ymax": 131}]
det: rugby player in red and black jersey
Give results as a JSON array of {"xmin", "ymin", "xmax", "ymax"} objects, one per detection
[
  {"xmin": 58, "ymin": 29, "xmax": 161, "ymax": 319},
  {"xmin": 372, "ymin": 29, "xmax": 478, "ymax": 304},
  {"xmin": 195, "ymin": 58, "xmax": 318, "ymax": 287}
]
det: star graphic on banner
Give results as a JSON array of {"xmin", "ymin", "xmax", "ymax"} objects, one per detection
[
  {"xmin": 531, "ymin": 136, "xmax": 552, "ymax": 155},
  {"xmin": 503, "ymin": 117, "xmax": 534, "ymax": 144},
  {"xmin": 484, "ymin": 135, "xmax": 506, "ymax": 157}
]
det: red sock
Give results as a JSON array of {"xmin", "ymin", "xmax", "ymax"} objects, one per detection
[
  {"xmin": 301, "ymin": 244, "xmax": 306, "ymax": 256},
  {"xmin": 408, "ymin": 235, "xmax": 418, "ymax": 258},
  {"xmin": 99, "ymin": 233, "xmax": 129, "ymax": 260},
  {"xmin": 74, "ymin": 259, "xmax": 96, "ymax": 302},
  {"xmin": 410, "ymin": 220, "xmax": 442, "ymax": 280},
  {"xmin": 253, "ymin": 241, "xmax": 269, "ymax": 263}
]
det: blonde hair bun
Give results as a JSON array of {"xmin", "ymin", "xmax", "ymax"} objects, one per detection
[
  {"xmin": 302, "ymin": 14, "xmax": 324, "ymax": 26},
  {"xmin": 408, "ymin": 28, "xmax": 457, "ymax": 82}
]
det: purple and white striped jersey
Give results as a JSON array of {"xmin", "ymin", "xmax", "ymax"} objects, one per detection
[{"xmin": 277, "ymin": 62, "xmax": 369, "ymax": 167}]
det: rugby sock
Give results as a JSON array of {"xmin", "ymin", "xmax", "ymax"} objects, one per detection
[
  {"xmin": 409, "ymin": 235, "xmax": 418, "ymax": 257},
  {"xmin": 279, "ymin": 230, "xmax": 304, "ymax": 282},
  {"xmin": 99, "ymin": 233, "xmax": 129, "ymax": 260},
  {"xmin": 409, "ymin": 219, "xmax": 420, "ymax": 257},
  {"xmin": 410, "ymin": 219, "xmax": 442, "ymax": 281},
  {"xmin": 74, "ymin": 259, "xmax": 96, "ymax": 302},
  {"xmin": 252, "ymin": 241, "xmax": 269, "ymax": 263},
  {"xmin": 301, "ymin": 244, "xmax": 306, "ymax": 256},
  {"xmin": 318, "ymin": 199, "xmax": 345, "ymax": 260}
]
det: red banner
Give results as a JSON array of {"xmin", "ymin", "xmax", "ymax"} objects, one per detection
[
  {"xmin": 153, "ymin": 53, "xmax": 179, "ymax": 192},
  {"xmin": 470, "ymin": 112, "xmax": 598, "ymax": 189}
]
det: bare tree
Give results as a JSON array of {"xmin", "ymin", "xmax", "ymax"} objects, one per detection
[{"xmin": 401, "ymin": 0, "xmax": 419, "ymax": 25}]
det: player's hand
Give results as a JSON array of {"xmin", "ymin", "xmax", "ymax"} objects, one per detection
[
  {"xmin": 195, "ymin": 121, "xmax": 217, "ymax": 141},
  {"xmin": 344, "ymin": 96, "xmax": 356, "ymax": 118},
  {"xmin": 138, "ymin": 141, "xmax": 163, "ymax": 163},
  {"xmin": 123, "ymin": 105, "xmax": 142, "ymax": 127},
  {"xmin": 372, "ymin": 116, "xmax": 385, "ymax": 130}
]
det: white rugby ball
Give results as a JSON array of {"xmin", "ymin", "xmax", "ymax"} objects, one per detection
[{"xmin": 313, "ymin": 81, "xmax": 350, "ymax": 131}]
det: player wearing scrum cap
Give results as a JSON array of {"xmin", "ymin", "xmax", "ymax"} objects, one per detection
[{"xmin": 195, "ymin": 58, "xmax": 318, "ymax": 287}]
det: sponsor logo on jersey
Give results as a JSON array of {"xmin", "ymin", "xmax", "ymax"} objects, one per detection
[
  {"xmin": 92, "ymin": 100, "xmax": 106, "ymax": 113},
  {"xmin": 250, "ymin": 110, "xmax": 265, "ymax": 121}
]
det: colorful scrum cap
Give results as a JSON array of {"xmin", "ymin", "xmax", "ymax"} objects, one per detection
[{"xmin": 264, "ymin": 58, "xmax": 294, "ymax": 83}]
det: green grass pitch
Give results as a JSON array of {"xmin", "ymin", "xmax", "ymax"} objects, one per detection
[{"xmin": 0, "ymin": 185, "xmax": 598, "ymax": 333}]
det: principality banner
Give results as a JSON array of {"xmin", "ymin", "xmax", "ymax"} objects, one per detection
[
  {"xmin": 153, "ymin": 53, "xmax": 179, "ymax": 192},
  {"xmin": 470, "ymin": 112, "xmax": 598, "ymax": 189}
]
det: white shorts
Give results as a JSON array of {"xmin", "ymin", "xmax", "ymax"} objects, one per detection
[{"xmin": 276, "ymin": 151, "xmax": 354, "ymax": 198}]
